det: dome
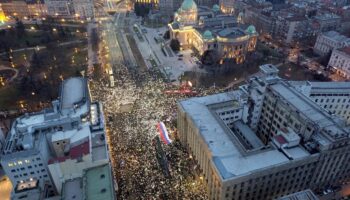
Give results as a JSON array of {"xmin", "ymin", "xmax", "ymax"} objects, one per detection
[
  {"xmin": 180, "ymin": 0, "xmax": 197, "ymax": 11},
  {"xmin": 203, "ymin": 30, "xmax": 213, "ymax": 40},
  {"xmin": 212, "ymin": 4, "xmax": 220, "ymax": 12},
  {"xmin": 246, "ymin": 25, "xmax": 256, "ymax": 34}
]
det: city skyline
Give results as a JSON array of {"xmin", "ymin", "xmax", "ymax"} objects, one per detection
[{"xmin": 0, "ymin": 0, "xmax": 350, "ymax": 199}]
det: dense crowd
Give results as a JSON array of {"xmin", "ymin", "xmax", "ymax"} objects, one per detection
[{"xmin": 90, "ymin": 62, "xmax": 220, "ymax": 199}]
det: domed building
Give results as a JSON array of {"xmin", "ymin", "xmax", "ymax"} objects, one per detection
[
  {"xmin": 174, "ymin": 0, "xmax": 198, "ymax": 25},
  {"xmin": 212, "ymin": 4, "xmax": 220, "ymax": 13},
  {"xmin": 168, "ymin": 0, "xmax": 258, "ymax": 64}
]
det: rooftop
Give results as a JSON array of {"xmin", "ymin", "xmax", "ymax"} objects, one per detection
[
  {"xmin": 84, "ymin": 164, "xmax": 114, "ymax": 200},
  {"xmin": 339, "ymin": 46, "xmax": 350, "ymax": 55},
  {"xmin": 322, "ymin": 31, "xmax": 350, "ymax": 43},
  {"xmin": 62, "ymin": 178, "xmax": 83, "ymax": 200},
  {"xmin": 179, "ymin": 91, "xmax": 309, "ymax": 180}
]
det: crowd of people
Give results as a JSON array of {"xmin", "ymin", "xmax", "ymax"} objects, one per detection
[{"xmin": 89, "ymin": 62, "xmax": 220, "ymax": 199}]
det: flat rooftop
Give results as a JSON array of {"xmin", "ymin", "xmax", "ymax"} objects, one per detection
[
  {"xmin": 339, "ymin": 46, "xmax": 350, "ymax": 56},
  {"xmin": 179, "ymin": 91, "xmax": 310, "ymax": 180},
  {"xmin": 62, "ymin": 178, "xmax": 83, "ymax": 200},
  {"xmin": 60, "ymin": 77, "xmax": 87, "ymax": 110},
  {"xmin": 322, "ymin": 31, "xmax": 350, "ymax": 42},
  {"xmin": 84, "ymin": 164, "xmax": 114, "ymax": 200}
]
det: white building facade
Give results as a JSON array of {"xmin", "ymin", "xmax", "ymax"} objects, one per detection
[
  {"xmin": 313, "ymin": 31, "xmax": 350, "ymax": 56},
  {"xmin": 327, "ymin": 47, "xmax": 350, "ymax": 79}
]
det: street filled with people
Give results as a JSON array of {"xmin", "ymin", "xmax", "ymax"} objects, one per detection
[{"xmin": 89, "ymin": 62, "xmax": 221, "ymax": 199}]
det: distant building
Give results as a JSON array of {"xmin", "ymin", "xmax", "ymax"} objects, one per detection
[
  {"xmin": 327, "ymin": 46, "xmax": 350, "ymax": 79},
  {"xmin": 314, "ymin": 31, "xmax": 350, "ymax": 56},
  {"xmin": 275, "ymin": 15, "xmax": 318, "ymax": 44},
  {"xmin": 291, "ymin": 81, "xmax": 350, "ymax": 125},
  {"xmin": 26, "ymin": 0, "xmax": 48, "ymax": 17},
  {"xmin": 44, "ymin": 0, "xmax": 74, "ymax": 17},
  {"xmin": 72, "ymin": 0, "xmax": 94, "ymax": 19},
  {"xmin": 0, "ymin": 77, "xmax": 114, "ymax": 199},
  {"xmin": 219, "ymin": 0, "xmax": 234, "ymax": 14},
  {"xmin": 177, "ymin": 64, "xmax": 350, "ymax": 200},
  {"xmin": 314, "ymin": 13, "xmax": 342, "ymax": 32},
  {"xmin": 0, "ymin": 0, "xmax": 30, "ymax": 19},
  {"xmin": 61, "ymin": 164, "xmax": 115, "ymax": 200},
  {"xmin": 169, "ymin": 0, "xmax": 257, "ymax": 63},
  {"xmin": 277, "ymin": 189, "xmax": 319, "ymax": 200}
]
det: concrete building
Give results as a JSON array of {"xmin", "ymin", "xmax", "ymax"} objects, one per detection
[
  {"xmin": 327, "ymin": 46, "xmax": 350, "ymax": 79},
  {"xmin": 169, "ymin": 0, "xmax": 257, "ymax": 63},
  {"xmin": 277, "ymin": 189, "xmax": 319, "ymax": 200},
  {"xmin": 0, "ymin": 77, "xmax": 114, "ymax": 199},
  {"xmin": 27, "ymin": 1, "xmax": 48, "ymax": 17},
  {"xmin": 314, "ymin": 13, "xmax": 342, "ymax": 33},
  {"xmin": 274, "ymin": 15, "xmax": 318, "ymax": 44},
  {"xmin": 177, "ymin": 64, "xmax": 350, "ymax": 200},
  {"xmin": 44, "ymin": 0, "xmax": 74, "ymax": 18},
  {"xmin": 291, "ymin": 81, "xmax": 350, "ymax": 125},
  {"xmin": 0, "ymin": 0, "xmax": 30, "ymax": 19},
  {"xmin": 72, "ymin": 0, "xmax": 94, "ymax": 19},
  {"xmin": 313, "ymin": 31, "xmax": 350, "ymax": 56}
]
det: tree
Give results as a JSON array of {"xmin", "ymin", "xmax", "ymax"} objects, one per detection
[
  {"xmin": 170, "ymin": 39, "xmax": 180, "ymax": 52},
  {"xmin": 134, "ymin": 2, "xmax": 150, "ymax": 17},
  {"xmin": 201, "ymin": 50, "xmax": 220, "ymax": 66},
  {"xmin": 15, "ymin": 19, "xmax": 26, "ymax": 38},
  {"xmin": 163, "ymin": 30, "xmax": 170, "ymax": 40}
]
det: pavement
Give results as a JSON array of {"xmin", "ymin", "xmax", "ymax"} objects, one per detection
[
  {"xmin": 87, "ymin": 22, "xmax": 99, "ymax": 75},
  {"xmin": 130, "ymin": 21, "xmax": 204, "ymax": 82}
]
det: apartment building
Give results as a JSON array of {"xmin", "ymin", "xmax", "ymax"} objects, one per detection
[
  {"xmin": 313, "ymin": 31, "xmax": 350, "ymax": 56},
  {"xmin": 177, "ymin": 64, "xmax": 350, "ymax": 200},
  {"xmin": 1, "ymin": 77, "xmax": 114, "ymax": 199}
]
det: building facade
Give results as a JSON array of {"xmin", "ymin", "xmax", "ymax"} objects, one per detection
[
  {"xmin": 177, "ymin": 64, "xmax": 350, "ymax": 200},
  {"xmin": 327, "ymin": 47, "xmax": 350, "ymax": 79},
  {"xmin": 0, "ymin": 1, "xmax": 30, "ymax": 19},
  {"xmin": 72, "ymin": 0, "xmax": 94, "ymax": 19},
  {"xmin": 314, "ymin": 31, "xmax": 350, "ymax": 56}
]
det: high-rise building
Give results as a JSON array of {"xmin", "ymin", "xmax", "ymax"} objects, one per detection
[
  {"xmin": 1, "ymin": 77, "xmax": 114, "ymax": 199},
  {"xmin": 177, "ymin": 64, "xmax": 350, "ymax": 200}
]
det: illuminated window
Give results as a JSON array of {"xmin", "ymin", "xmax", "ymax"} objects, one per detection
[
  {"xmin": 18, "ymin": 161, "xmax": 23, "ymax": 165},
  {"xmin": 8, "ymin": 163, "xmax": 13, "ymax": 167},
  {"xmin": 25, "ymin": 160, "xmax": 30, "ymax": 164}
]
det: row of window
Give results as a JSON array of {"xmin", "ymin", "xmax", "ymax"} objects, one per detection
[
  {"xmin": 314, "ymin": 97, "xmax": 350, "ymax": 103},
  {"xmin": 13, "ymin": 169, "xmax": 46, "ymax": 178}
]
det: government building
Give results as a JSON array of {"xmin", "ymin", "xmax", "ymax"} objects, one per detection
[
  {"xmin": 168, "ymin": 0, "xmax": 257, "ymax": 64},
  {"xmin": 177, "ymin": 64, "xmax": 350, "ymax": 200}
]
